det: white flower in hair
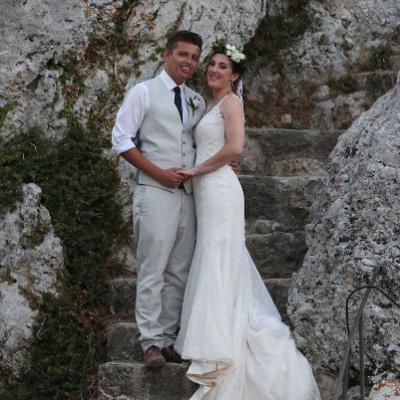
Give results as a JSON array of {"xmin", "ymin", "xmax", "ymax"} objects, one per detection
[{"xmin": 225, "ymin": 44, "xmax": 246, "ymax": 63}]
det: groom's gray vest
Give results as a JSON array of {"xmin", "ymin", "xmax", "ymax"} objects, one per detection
[{"xmin": 136, "ymin": 76, "xmax": 204, "ymax": 193}]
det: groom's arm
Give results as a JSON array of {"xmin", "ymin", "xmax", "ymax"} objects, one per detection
[
  {"xmin": 112, "ymin": 83, "xmax": 148, "ymax": 154},
  {"xmin": 112, "ymin": 84, "xmax": 184, "ymax": 188}
]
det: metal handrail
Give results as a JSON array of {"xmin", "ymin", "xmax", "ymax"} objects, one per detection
[{"xmin": 331, "ymin": 263, "xmax": 400, "ymax": 400}]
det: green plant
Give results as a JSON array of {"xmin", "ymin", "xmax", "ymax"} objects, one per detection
[
  {"xmin": 365, "ymin": 73, "xmax": 395, "ymax": 97},
  {"xmin": 244, "ymin": 0, "xmax": 311, "ymax": 62},
  {"xmin": 329, "ymin": 75, "xmax": 359, "ymax": 94},
  {"xmin": 369, "ymin": 45, "xmax": 392, "ymax": 70},
  {"xmin": 24, "ymin": 222, "xmax": 50, "ymax": 249},
  {"xmin": 0, "ymin": 119, "xmax": 126, "ymax": 399},
  {"xmin": 0, "ymin": 102, "xmax": 17, "ymax": 129},
  {"xmin": 109, "ymin": 0, "xmax": 140, "ymax": 53}
]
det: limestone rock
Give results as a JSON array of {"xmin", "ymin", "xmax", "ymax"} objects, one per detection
[
  {"xmin": 73, "ymin": 68, "xmax": 111, "ymax": 126},
  {"xmin": 107, "ymin": 322, "xmax": 141, "ymax": 362},
  {"xmin": 369, "ymin": 380, "xmax": 400, "ymax": 399},
  {"xmin": 241, "ymin": 128, "xmax": 342, "ymax": 176},
  {"xmin": 98, "ymin": 361, "xmax": 197, "ymax": 400},
  {"xmin": 288, "ymin": 73, "xmax": 400, "ymax": 376},
  {"xmin": 0, "ymin": 184, "xmax": 64, "ymax": 376},
  {"xmin": 246, "ymin": 0, "xmax": 400, "ymax": 129},
  {"xmin": 125, "ymin": 0, "xmax": 281, "ymax": 83},
  {"xmin": 0, "ymin": 0, "xmax": 120, "ymax": 141},
  {"xmin": 0, "ymin": 0, "xmax": 86, "ymax": 140},
  {"xmin": 285, "ymin": 0, "xmax": 400, "ymax": 81}
]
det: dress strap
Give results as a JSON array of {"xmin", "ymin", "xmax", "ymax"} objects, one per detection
[
  {"xmin": 206, "ymin": 93, "xmax": 241, "ymax": 116},
  {"xmin": 217, "ymin": 94, "xmax": 230, "ymax": 106},
  {"xmin": 218, "ymin": 93, "xmax": 243, "ymax": 109}
]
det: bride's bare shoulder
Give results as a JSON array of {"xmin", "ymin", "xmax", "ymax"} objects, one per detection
[{"xmin": 220, "ymin": 94, "xmax": 243, "ymax": 116}]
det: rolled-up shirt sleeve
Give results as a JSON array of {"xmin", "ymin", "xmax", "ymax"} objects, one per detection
[{"xmin": 111, "ymin": 82, "xmax": 149, "ymax": 154}]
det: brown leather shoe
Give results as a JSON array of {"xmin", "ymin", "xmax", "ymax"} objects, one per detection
[
  {"xmin": 143, "ymin": 345, "xmax": 166, "ymax": 368},
  {"xmin": 162, "ymin": 345, "xmax": 183, "ymax": 363}
]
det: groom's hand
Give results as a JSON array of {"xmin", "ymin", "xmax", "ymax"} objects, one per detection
[
  {"xmin": 157, "ymin": 168, "xmax": 185, "ymax": 188},
  {"xmin": 230, "ymin": 160, "xmax": 240, "ymax": 174}
]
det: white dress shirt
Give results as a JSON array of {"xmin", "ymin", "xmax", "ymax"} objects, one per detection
[{"xmin": 112, "ymin": 70, "xmax": 190, "ymax": 154}]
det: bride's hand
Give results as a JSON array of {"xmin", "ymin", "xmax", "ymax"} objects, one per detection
[{"xmin": 177, "ymin": 167, "xmax": 199, "ymax": 178}]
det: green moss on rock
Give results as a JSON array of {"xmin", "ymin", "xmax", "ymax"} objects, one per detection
[
  {"xmin": 0, "ymin": 102, "xmax": 16, "ymax": 129},
  {"xmin": 369, "ymin": 45, "xmax": 392, "ymax": 70},
  {"xmin": 244, "ymin": 0, "xmax": 311, "ymax": 62},
  {"xmin": 329, "ymin": 74, "xmax": 359, "ymax": 94},
  {"xmin": 23, "ymin": 222, "xmax": 50, "ymax": 249},
  {"xmin": 0, "ymin": 118, "xmax": 126, "ymax": 399}
]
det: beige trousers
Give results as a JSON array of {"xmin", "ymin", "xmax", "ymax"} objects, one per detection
[{"xmin": 133, "ymin": 184, "xmax": 196, "ymax": 351}]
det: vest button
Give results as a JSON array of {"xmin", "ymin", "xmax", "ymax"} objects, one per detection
[
  {"xmin": 183, "ymin": 152, "xmax": 186, "ymax": 156},
  {"xmin": 183, "ymin": 140, "xmax": 186, "ymax": 144}
]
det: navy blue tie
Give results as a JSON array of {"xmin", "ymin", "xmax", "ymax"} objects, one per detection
[{"xmin": 173, "ymin": 86, "xmax": 183, "ymax": 122}]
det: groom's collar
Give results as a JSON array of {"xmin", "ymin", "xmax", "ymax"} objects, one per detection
[{"xmin": 160, "ymin": 70, "xmax": 186, "ymax": 93}]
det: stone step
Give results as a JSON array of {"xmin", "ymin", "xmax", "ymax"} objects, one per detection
[
  {"xmin": 389, "ymin": 55, "xmax": 400, "ymax": 72},
  {"xmin": 107, "ymin": 279, "xmax": 292, "ymax": 364},
  {"xmin": 110, "ymin": 259, "xmax": 294, "ymax": 322},
  {"xmin": 110, "ymin": 277, "xmax": 136, "ymax": 318},
  {"xmin": 98, "ymin": 361, "xmax": 197, "ymax": 400},
  {"xmin": 246, "ymin": 232, "xmax": 306, "ymax": 279},
  {"xmin": 265, "ymin": 278, "xmax": 292, "ymax": 323},
  {"xmin": 107, "ymin": 321, "xmax": 141, "ymax": 362},
  {"xmin": 352, "ymin": 70, "xmax": 397, "ymax": 94},
  {"xmin": 242, "ymin": 128, "xmax": 342, "ymax": 176},
  {"xmin": 111, "ymin": 226, "xmax": 304, "ymax": 318},
  {"xmin": 240, "ymin": 174, "xmax": 324, "ymax": 228}
]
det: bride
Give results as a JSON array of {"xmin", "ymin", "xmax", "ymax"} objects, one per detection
[{"xmin": 174, "ymin": 41, "xmax": 321, "ymax": 400}]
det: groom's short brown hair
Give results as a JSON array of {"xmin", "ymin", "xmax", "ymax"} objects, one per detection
[{"xmin": 166, "ymin": 31, "xmax": 203, "ymax": 52}]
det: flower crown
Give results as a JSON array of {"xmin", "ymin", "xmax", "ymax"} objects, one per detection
[{"xmin": 212, "ymin": 40, "xmax": 247, "ymax": 65}]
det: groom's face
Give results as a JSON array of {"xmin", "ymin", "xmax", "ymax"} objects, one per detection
[{"xmin": 164, "ymin": 41, "xmax": 201, "ymax": 85}]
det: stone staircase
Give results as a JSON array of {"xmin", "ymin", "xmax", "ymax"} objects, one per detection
[
  {"xmin": 241, "ymin": 128, "xmax": 342, "ymax": 321},
  {"xmin": 97, "ymin": 127, "xmax": 342, "ymax": 399}
]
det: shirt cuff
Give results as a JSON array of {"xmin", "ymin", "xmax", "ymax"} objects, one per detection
[{"xmin": 112, "ymin": 139, "xmax": 136, "ymax": 154}]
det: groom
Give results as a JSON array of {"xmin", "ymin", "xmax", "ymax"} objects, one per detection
[{"xmin": 112, "ymin": 31, "xmax": 205, "ymax": 367}]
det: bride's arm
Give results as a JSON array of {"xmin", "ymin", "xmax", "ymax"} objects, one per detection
[{"xmin": 180, "ymin": 95, "xmax": 245, "ymax": 177}]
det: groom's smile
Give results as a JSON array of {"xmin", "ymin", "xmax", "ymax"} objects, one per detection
[{"xmin": 164, "ymin": 41, "xmax": 201, "ymax": 85}]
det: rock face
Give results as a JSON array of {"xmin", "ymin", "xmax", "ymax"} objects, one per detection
[
  {"xmin": 0, "ymin": 0, "xmax": 277, "ymax": 143},
  {"xmin": 125, "ymin": 0, "xmax": 281, "ymax": 82},
  {"xmin": 0, "ymin": 184, "xmax": 64, "ymax": 376},
  {"xmin": 0, "ymin": 0, "xmax": 89, "ymax": 140},
  {"xmin": 0, "ymin": 0, "xmax": 122, "ymax": 141},
  {"xmin": 288, "ymin": 73, "xmax": 400, "ymax": 376},
  {"xmin": 246, "ymin": 0, "xmax": 400, "ymax": 129},
  {"xmin": 290, "ymin": 0, "xmax": 400, "ymax": 80},
  {"xmin": 369, "ymin": 380, "xmax": 400, "ymax": 399}
]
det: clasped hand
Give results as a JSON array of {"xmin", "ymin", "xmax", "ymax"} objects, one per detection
[
  {"xmin": 160, "ymin": 160, "xmax": 240, "ymax": 189},
  {"xmin": 158, "ymin": 167, "xmax": 192, "ymax": 188},
  {"xmin": 177, "ymin": 159, "xmax": 240, "ymax": 180},
  {"xmin": 177, "ymin": 167, "xmax": 198, "ymax": 178}
]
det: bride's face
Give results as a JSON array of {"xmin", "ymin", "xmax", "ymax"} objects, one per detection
[{"xmin": 207, "ymin": 53, "xmax": 239, "ymax": 92}]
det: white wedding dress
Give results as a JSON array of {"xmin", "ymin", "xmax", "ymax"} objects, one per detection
[{"xmin": 175, "ymin": 97, "xmax": 321, "ymax": 400}]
